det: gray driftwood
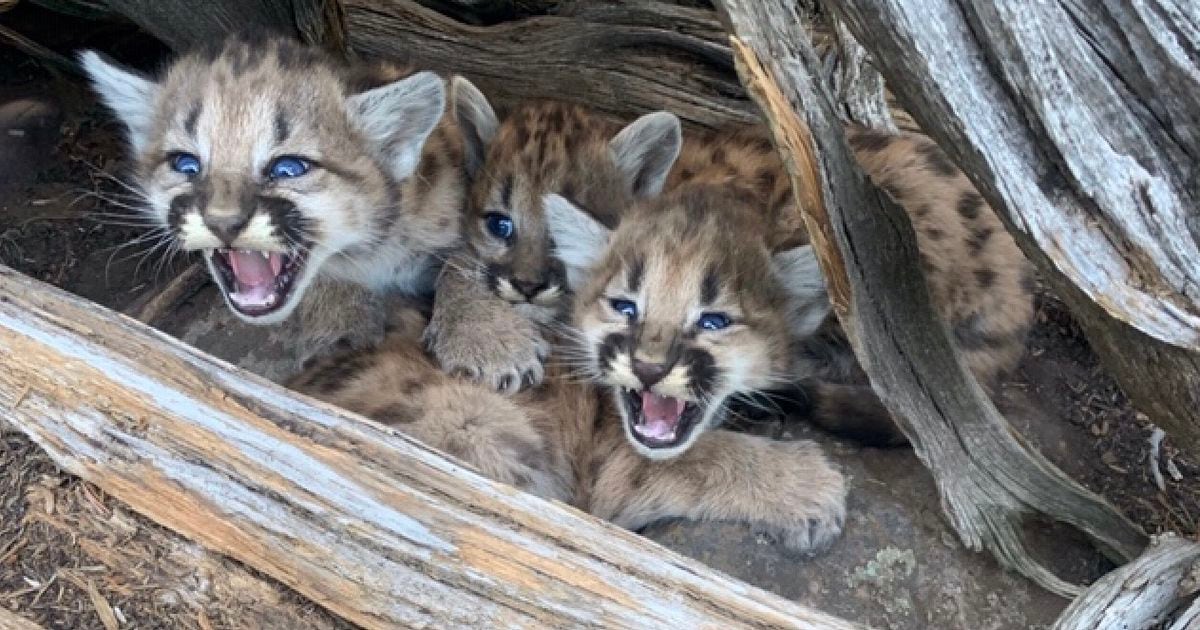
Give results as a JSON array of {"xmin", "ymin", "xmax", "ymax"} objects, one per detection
[
  {"xmin": 342, "ymin": 0, "xmax": 753, "ymax": 128},
  {"xmin": 1051, "ymin": 535, "xmax": 1200, "ymax": 630},
  {"xmin": 0, "ymin": 266, "xmax": 863, "ymax": 630},
  {"xmin": 826, "ymin": 0, "xmax": 1200, "ymax": 456},
  {"xmin": 716, "ymin": 0, "xmax": 1146, "ymax": 598}
]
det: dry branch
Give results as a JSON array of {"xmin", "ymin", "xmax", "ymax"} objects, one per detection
[
  {"xmin": 826, "ymin": 0, "xmax": 1200, "ymax": 455},
  {"xmin": 717, "ymin": 0, "xmax": 1146, "ymax": 598},
  {"xmin": 1051, "ymin": 535, "xmax": 1200, "ymax": 630},
  {"xmin": 0, "ymin": 265, "xmax": 862, "ymax": 629}
]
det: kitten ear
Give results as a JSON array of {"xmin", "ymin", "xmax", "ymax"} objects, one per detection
[
  {"xmin": 609, "ymin": 111, "xmax": 682, "ymax": 197},
  {"xmin": 346, "ymin": 71, "xmax": 446, "ymax": 180},
  {"xmin": 449, "ymin": 76, "xmax": 498, "ymax": 179},
  {"xmin": 544, "ymin": 193, "xmax": 612, "ymax": 289},
  {"xmin": 771, "ymin": 245, "xmax": 832, "ymax": 338},
  {"xmin": 79, "ymin": 50, "xmax": 159, "ymax": 154}
]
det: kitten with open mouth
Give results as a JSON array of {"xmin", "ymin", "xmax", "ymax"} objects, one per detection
[
  {"xmin": 80, "ymin": 36, "xmax": 470, "ymax": 362},
  {"xmin": 208, "ymin": 248, "xmax": 309, "ymax": 316},
  {"xmin": 622, "ymin": 388, "xmax": 702, "ymax": 448}
]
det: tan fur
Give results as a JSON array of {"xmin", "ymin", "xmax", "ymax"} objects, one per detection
[
  {"xmin": 549, "ymin": 121, "xmax": 1035, "ymax": 450},
  {"xmin": 83, "ymin": 36, "xmax": 468, "ymax": 365},
  {"xmin": 424, "ymin": 99, "xmax": 672, "ymax": 391},
  {"xmin": 288, "ymin": 306, "xmax": 847, "ymax": 552}
]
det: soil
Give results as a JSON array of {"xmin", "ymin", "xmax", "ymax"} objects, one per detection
[{"xmin": 0, "ymin": 4, "xmax": 1197, "ymax": 628}]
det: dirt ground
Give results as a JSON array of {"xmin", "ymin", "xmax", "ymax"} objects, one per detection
[{"xmin": 0, "ymin": 5, "xmax": 1197, "ymax": 628}]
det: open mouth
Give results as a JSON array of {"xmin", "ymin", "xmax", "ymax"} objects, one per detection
[
  {"xmin": 621, "ymin": 388, "xmax": 702, "ymax": 449},
  {"xmin": 208, "ymin": 248, "xmax": 307, "ymax": 317}
]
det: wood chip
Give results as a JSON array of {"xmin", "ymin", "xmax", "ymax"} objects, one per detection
[
  {"xmin": 85, "ymin": 580, "xmax": 120, "ymax": 630},
  {"xmin": 197, "ymin": 610, "xmax": 215, "ymax": 630}
]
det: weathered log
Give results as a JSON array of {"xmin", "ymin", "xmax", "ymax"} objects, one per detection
[
  {"xmin": 717, "ymin": 0, "xmax": 1146, "ymax": 598},
  {"xmin": 1051, "ymin": 535, "xmax": 1200, "ymax": 630},
  {"xmin": 0, "ymin": 265, "xmax": 863, "ymax": 629},
  {"xmin": 1170, "ymin": 597, "xmax": 1200, "ymax": 630},
  {"xmin": 826, "ymin": 0, "xmax": 1200, "ymax": 455},
  {"xmin": 343, "ymin": 0, "xmax": 755, "ymax": 128}
]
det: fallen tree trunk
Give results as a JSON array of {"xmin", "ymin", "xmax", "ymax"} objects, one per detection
[
  {"xmin": 343, "ymin": 0, "xmax": 753, "ymax": 128},
  {"xmin": 35, "ymin": 0, "xmax": 756, "ymax": 129},
  {"xmin": 826, "ymin": 0, "xmax": 1200, "ymax": 456},
  {"xmin": 1051, "ymin": 535, "xmax": 1200, "ymax": 630},
  {"xmin": 717, "ymin": 0, "xmax": 1146, "ymax": 598},
  {"xmin": 0, "ymin": 265, "xmax": 863, "ymax": 629}
]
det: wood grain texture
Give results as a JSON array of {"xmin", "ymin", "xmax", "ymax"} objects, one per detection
[
  {"xmin": 343, "ymin": 0, "xmax": 757, "ymax": 129},
  {"xmin": 717, "ymin": 0, "xmax": 1147, "ymax": 598},
  {"xmin": 0, "ymin": 265, "xmax": 862, "ymax": 630},
  {"xmin": 825, "ymin": 0, "xmax": 1200, "ymax": 455},
  {"xmin": 1051, "ymin": 535, "xmax": 1200, "ymax": 630}
]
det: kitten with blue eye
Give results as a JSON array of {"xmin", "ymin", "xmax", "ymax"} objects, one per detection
[{"xmin": 80, "ymin": 35, "xmax": 473, "ymax": 365}]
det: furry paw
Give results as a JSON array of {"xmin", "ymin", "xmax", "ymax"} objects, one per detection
[
  {"xmin": 766, "ymin": 440, "xmax": 848, "ymax": 555},
  {"xmin": 424, "ymin": 302, "xmax": 550, "ymax": 394}
]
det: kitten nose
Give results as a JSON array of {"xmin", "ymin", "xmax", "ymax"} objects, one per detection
[
  {"xmin": 205, "ymin": 213, "xmax": 250, "ymax": 246},
  {"xmin": 632, "ymin": 359, "xmax": 671, "ymax": 388},
  {"xmin": 511, "ymin": 278, "xmax": 548, "ymax": 300}
]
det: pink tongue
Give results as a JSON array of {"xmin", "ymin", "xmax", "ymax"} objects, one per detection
[
  {"xmin": 227, "ymin": 251, "xmax": 278, "ymax": 287},
  {"xmin": 637, "ymin": 391, "xmax": 686, "ymax": 440}
]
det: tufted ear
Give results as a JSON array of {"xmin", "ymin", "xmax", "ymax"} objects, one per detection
[
  {"xmin": 79, "ymin": 51, "xmax": 159, "ymax": 154},
  {"xmin": 347, "ymin": 71, "xmax": 445, "ymax": 180},
  {"xmin": 771, "ymin": 245, "xmax": 832, "ymax": 338},
  {"xmin": 544, "ymin": 193, "xmax": 612, "ymax": 289},
  {"xmin": 609, "ymin": 111, "xmax": 682, "ymax": 198},
  {"xmin": 449, "ymin": 76, "xmax": 498, "ymax": 179}
]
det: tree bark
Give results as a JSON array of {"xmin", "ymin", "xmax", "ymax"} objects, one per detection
[
  {"xmin": 0, "ymin": 265, "xmax": 862, "ymax": 630},
  {"xmin": 717, "ymin": 0, "xmax": 1146, "ymax": 598},
  {"xmin": 1051, "ymin": 535, "xmax": 1200, "ymax": 630},
  {"xmin": 343, "ymin": 0, "xmax": 755, "ymax": 128},
  {"xmin": 826, "ymin": 0, "xmax": 1200, "ymax": 456}
]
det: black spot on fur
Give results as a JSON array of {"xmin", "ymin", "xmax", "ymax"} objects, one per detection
[
  {"xmin": 598, "ymin": 332, "xmax": 628, "ymax": 374},
  {"xmin": 952, "ymin": 313, "xmax": 1009, "ymax": 349},
  {"xmin": 626, "ymin": 257, "xmax": 645, "ymax": 293},
  {"xmin": 274, "ymin": 109, "xmax": 291, "ymax": 145},
  {"xmin": 297, "ymin": 351, "xmax": 376, "ymax": 395},
  {"xmin": 500, "ymin": 174, "xmax": 514, "ymax": 208},
  {"xmin": 259, "ymin": 196, "xmax": 310, "ymax": 247},
  {"xmin": 700, "ymin": 267, "xmax": 720, "ymax": 305},
  {"xmin": 167, "ymin": 194, "xmax": 193, "ymax": 230},
  {"xmin": 184, "ymin": 102, "xmax": 201, "ymax": 137},
  {"xmin": 924, "ymin": 227, "xmax": 945, "ymax": 241},
  {"xmin": 974, "ymin": 268, "xmax": 997, "ymax": 289},
  {"xmin": 957, "ymin": 191, "xmax": 984, "ymax": 221},
  {"xmin": 967, "ymin": 227, "xmax": 993, "ymax": 255},
  {"xmin": 399, "ymin": 377, "xmax": 429, "ymax": 395},
  {"xmin": 375, "ymin": 402, "xmax": 421, "ymax": 425},
  {"xmin": 848, "ymin": 129, "xmax": 892, "ymax": 153},
  {"xmin": 917, "ymin": 141, "xmax": 958, "ymax": 177},
  {"xmin": 683, "ymin": 346, "xmax": 720, "ymax": 400}
]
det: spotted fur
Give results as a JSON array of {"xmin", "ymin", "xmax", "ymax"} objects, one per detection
[
  {"xmin": 288, "ymin": 305, "xmax": 847, "ymax": 554},
  {"xmin": 81, "ymin": 35, "xmax": 468, "ymax": 362},
  {"xmin": 546, "ymin": 121, "xmax": 1035, "ymax": 452},
  {"xmin": 423, "ymin": 87, "xmax": 681, "ymax": 392}
]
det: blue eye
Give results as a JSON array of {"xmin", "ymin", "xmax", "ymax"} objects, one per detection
[
  {"xmin": 609, "ymin": 298, "xmax": 638, "ymax": 320},
  {"xmin": 697, "ymin": 312, "xmax": 732, "ymax": 331},
  {"xmin": 268, "ymin": 156, "xmax": 310, "ymax": 180},
  {"xmin": 170, "ymin": 153, "xmax": 201, "ymax": 176},
  {"xmin": 485, "ymin": 212, "xmax": 515, "ymax": 240}
]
